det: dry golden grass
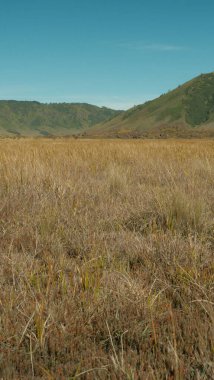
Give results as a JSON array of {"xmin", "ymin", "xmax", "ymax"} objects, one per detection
[{"xmin": 0, "ymin": 138, "xmax": 214, "ymax": 379}]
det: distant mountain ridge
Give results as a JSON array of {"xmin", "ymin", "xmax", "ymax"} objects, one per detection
[
  {"xmin": 1, "ymin": 72, "xmax": 214, "ymax": 138},
  {"xmin": 0, "ymin": 101, "xmax": 122, "ymax": 136},
  {"xmin": 86, "ymin": 72, "xmax": 214, "ymax": 138}
]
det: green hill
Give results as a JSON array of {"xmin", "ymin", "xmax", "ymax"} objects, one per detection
[
  {"xmin": 87, "ymin": 72, "xmax": 214, "ymax": 138},
  {"xmin": 0, "ymin": 101, "xmax": 121, "ymax": 137}
]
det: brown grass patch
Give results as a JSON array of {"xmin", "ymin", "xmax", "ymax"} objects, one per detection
[{"xmin": 0, "ymin": 138, "xmax": 214, "ymax": 379}]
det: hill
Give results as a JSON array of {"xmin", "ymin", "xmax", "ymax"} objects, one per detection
[
  {"xmin": 0, "ymin": 101, "xmax": 121, "ymax": 137},
  {"xmin": 86, "ymin": 72, "xmax": 214, "ymax": 138}
]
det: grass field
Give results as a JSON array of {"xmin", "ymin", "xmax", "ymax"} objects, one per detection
[{"xmin": 0, "ymin": 138, "xmax": 214, "ymax": 379}]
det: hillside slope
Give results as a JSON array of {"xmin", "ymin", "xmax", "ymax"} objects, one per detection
[
  {"xmin": 87, "ymin": 72, "xmax": 214, "ymax": 138},
  {"xmin": 0, "ymin": 101, "xmax": 121, "ymax": 136}
]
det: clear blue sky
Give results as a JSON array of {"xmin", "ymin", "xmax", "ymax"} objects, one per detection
[{"xmin": 0, "ymin": 0, "xmax": 214, "ymax": 109}]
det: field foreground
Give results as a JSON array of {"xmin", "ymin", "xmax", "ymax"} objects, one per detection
[{"xmin": 0, "ymin": 139, "xmax": 214, "ymax": 379}]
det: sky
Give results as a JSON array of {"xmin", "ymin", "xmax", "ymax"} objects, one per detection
[{"xmin": 0, "ymin": 0, "xmax": 214, "ymax": 109}]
